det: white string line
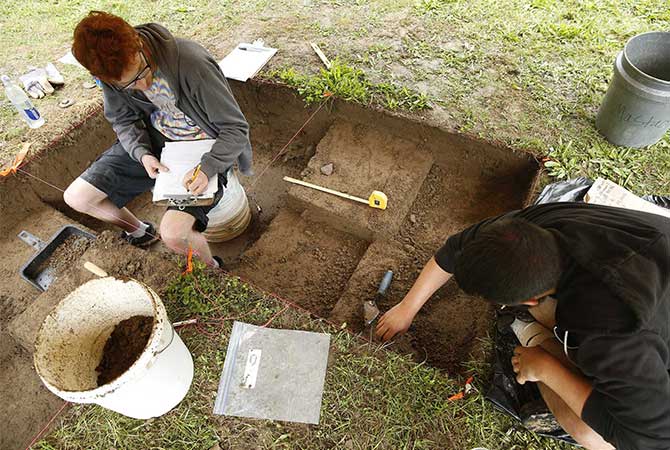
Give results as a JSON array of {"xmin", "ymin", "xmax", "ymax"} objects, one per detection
[
  {"xmin": 249, "ymin": 97, "xmax": 330, "ymax": 189},
  {"xmin": 15, "ymin": 96, "xmax": 330, "ymax": 254}
]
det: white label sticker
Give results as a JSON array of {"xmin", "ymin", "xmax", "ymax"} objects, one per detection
[{"xmin": 241, "ymin": 349, "xmax": 262, "ymax": 389}]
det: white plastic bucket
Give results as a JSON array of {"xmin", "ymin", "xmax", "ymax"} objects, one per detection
[
  {"xmin": 204, "ymin": 168, "xmax": 252, "ymax": 243},
  {"xmin": 34, "ymin": 277, "xmax": 194, "ymax": 419}
]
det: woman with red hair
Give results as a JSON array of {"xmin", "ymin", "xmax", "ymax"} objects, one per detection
[{"xmin": 64, "ymin": 11, "xmax": 252, "ymax": 268}]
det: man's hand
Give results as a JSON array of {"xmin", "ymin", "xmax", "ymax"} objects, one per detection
[
  {"xmin": 375, "ymin": 257, "xmax": 452, "ymax": 342},
  {"xmin": 141, "ymin": 154, "xmax": 169, "ymax": 179},
  {"xmin": 183, "ymin": 166, "xmax": 209, "ymax": 195},
  {"xmin": 375, "ymin": 302, "xmax": 416, "ymax": 341},
  {"xmin": 512, "ymin": 345, "xmax": 552, "ymax": 384}
]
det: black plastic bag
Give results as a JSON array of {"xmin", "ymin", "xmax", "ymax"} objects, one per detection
[
  {"xmin": 534, "ymin": 177, "xmax": 593, "ymax": 204},
  {"xmin": 485, "ymin": 312, "xmax": 579, "ymax": 446},
  {"xmin": 534, "ymin": 177, "xmax": 670, "ymax": 208}
]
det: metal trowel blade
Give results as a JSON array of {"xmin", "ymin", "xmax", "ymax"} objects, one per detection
[{"xmin": 363, "ymin": 300, "xmax": 380, "ymax": 326}]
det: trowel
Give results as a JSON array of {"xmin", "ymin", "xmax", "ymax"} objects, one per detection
[{"xmin": 363, "ymin": 270, "xmax": 393, "ymax": 326}]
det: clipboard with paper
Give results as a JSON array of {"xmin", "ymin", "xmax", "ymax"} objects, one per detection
[
  {"xmin": 218, "ymin": 40, "xmax": 278, "ymax": 82},
  {"xmin": 152, "ymin": 139, "xmax": 219, "ymax": 208}
]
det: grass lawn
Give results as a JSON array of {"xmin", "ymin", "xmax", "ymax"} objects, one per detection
[{"xmin": 1, "ymin": 0, "xmax": 669, "ymax": 194}]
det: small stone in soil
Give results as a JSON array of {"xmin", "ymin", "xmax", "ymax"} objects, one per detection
[
  {"xmin": 409, "ymin": 214, "xmax": 417, "ymax": 224},
  {"xmin": 320, "ymin": 163, "xmax": 334, "ymax": 176}
]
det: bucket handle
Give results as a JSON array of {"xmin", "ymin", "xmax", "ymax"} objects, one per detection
[{"xmin": 155, "ymin": 323, "xmax": 176, "ymax": 355}]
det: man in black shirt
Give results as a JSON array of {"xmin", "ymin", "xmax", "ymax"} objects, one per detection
[{"xmin": 376, "ymin": 202, "xmax": 670, "ymax": 450}]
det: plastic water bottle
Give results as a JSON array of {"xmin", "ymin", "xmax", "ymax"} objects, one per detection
[{"xmin": 1, "ymin": 75, "xmax": 45, "ymax": 129}]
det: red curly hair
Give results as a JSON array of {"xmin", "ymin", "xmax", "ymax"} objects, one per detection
[{"xmin": 72, "ymin": 11, "xmax": 143, "ymax": 83}]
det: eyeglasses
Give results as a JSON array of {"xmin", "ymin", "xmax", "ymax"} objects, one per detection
[{"xmin": 116, "ymin": 51, "xmax": 150, "ymax": 90}]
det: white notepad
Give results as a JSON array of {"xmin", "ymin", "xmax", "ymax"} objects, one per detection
[
  {"xmin": 219, "ymin": 43, "xmax": 278, "ymax": 82},
  {"xmin": 152, "ymin": 139, "xmax": 218, "ymax": 204},
  {"xmin": 584, "ymin": 178, "xmax": 670, "ymax": 219}
]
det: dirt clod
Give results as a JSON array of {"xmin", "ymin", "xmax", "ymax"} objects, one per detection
[{"xmin": 96, "ymin": 315, "xmax": 154, "ymax": 386}]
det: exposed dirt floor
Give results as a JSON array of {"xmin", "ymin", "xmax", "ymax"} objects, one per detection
[{"xmin": 0, "ymin": 81, "xmax": 539, "ymax": 449}]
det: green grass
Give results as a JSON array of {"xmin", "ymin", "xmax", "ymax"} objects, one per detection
[
  {"xmin": 2, "ymin": 1, "xmax": 668, "ymax": 443},
  {"xmin": 269, "ymin": 59, "xmax": 431, "ymax": 111},
  {"xmin": 1, "ymin": 1, "xmax": 669, "ymax": 447},
  {"xmin": 37, "ymin": 264, "xmax": 569, "ymax": 450},
  {"xmin": 2, "ymin": 0, "xmax": 670, "ymax": 194},
  {"xmin": 397, "ymin": 0, "xmax": 670, "ymax": 194}
]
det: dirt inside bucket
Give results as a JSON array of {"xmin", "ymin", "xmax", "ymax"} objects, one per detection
[{"xmin": 96, "ymin": 315, "xmax": 155, "ymax": 386}]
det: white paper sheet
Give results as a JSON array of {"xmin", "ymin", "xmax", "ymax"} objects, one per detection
[
  {"xmin": 58, "ymin": 51, "xmax": 85, "ymax": 69},
  {"xmin": 152, "ymin": 139, "xmax": 218, "ymax": 202},
  {"xmin": 584, "ymin": 178, "xmax": 670, "ymax": 219}
]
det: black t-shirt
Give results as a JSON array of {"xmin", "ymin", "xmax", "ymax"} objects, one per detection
[{"xmin": 435, "ymin": 202, "xmax": 670, "ymax": 450}]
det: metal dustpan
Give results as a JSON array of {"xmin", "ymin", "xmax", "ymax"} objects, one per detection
[{"xmin": 18, "ymin": 225, "xmax": 96, "ymax": 292}]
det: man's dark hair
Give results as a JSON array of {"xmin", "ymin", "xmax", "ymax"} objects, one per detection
[{"xmin": 453, "ymin": 218, "xmax": 563, "ymax": 305}]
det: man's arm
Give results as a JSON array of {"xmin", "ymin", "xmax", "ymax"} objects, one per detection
[
  {"xmin": 513, "ymin": 346, "xmax": 592, "ymax": 416},
  {"xmin": 513, "ymin": 345, "xmax": 615, "ymax": 449},
  {"xmin": 189, "ymin": 57, "xmax": 251, "ymax": 179},
  {"xmin": 375, "ymin": 257, "xmax": 451, "ymax": 341},
  {"xmin": 576, "ymin": 333, "xmax": 670, "ymax": 450},
  {"xmin": 375, "ymin": 211, "xmax": 515, "ymax": 341},
  {"xmin": 101, "ymin": 83, "xmax": 154, "ymax": 163}
]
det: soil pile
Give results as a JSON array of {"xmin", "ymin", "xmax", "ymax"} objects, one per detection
[
  {"xmin": 36, "ymin": 235, "xmax": 92, "ymax": 275},
  {"xmin": 96, "ymin": 315, "xmax": 154, "ymax": 386}
]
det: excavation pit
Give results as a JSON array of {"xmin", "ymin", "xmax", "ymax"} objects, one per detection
[{"xmin": 1, "ymin": 80, "xmax": 540, "ymax": 377}]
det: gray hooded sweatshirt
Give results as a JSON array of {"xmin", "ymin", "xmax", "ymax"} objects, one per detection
[{"xmin": 100, "ymin": 23, "xmax": 252, "ymax": 178}]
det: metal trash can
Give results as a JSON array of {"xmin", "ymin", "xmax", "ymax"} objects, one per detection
[{"xmin": 596, "ymin": 31, "xmax": 670, "ymax": 148}]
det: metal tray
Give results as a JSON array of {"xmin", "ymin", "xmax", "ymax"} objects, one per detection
[{"xmin": 18, "ymin": 225, "xmax": 97, "ymax": 292}]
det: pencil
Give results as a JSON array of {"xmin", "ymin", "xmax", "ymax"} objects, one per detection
[{"xmin": 188, "ymin": 164, "xmax": 202, "ymax": 186}]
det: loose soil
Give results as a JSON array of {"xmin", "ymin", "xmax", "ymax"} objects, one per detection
[
  {"xmin": 380, "ymin": 162, "xmax": 528, "ymax": 371},
  {"xmin": 237, "ymin": 210, "xmax": 369, "ymax": 318},
  {"xmin": 33, "ymin": 234, "xmax": 92, "ymax": 279},
  {"xmin": 0, "ymin": 228, "xmax": 179, "ymax": 450},
  {"xmin": 96, "ymin": 315, "xmax": 154, "ymax": 386}
]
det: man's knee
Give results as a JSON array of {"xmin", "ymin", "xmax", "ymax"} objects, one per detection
[
  {"xmin": 64, "ymin": 179, "xmax": 98, "ymax": 213},
  {"xmin": 569, "ymin": 421, "xmax": 615, "ymax": 450},
  {"xmin": 159, "ymin": 215, "xmax": 191, "ymax": 251},
  {"xmin": 537, "ymin": 384, "xmax": 614, "ymax": 450}
]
